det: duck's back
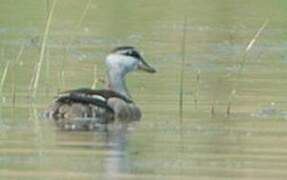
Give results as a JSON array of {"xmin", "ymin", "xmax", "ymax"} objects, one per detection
[{"xmin": 46, "ymin": 88, "xmax": 139, "ymax": 130}]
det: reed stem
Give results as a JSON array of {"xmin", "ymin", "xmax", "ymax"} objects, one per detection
[
  {"xmin": 179, "ymin": 16, "xmax": 188, "ymax": 123},
  {"xmin": 12, "ymin": 44, "xmax": 25, "ymax": 106},
  {"xmin": 46, "ymin": 0, "xmax": 50, "ymax": 18},
  {"xmin": 45, "ymin": 48, "xmax": 50, "ymax": 96},
  {"xmin": 239, "ymin": 19, "xmax": 269, "ymax": 72},
  {"xmin": 60, "ymin": 48, "xmax": 66, "ymax": 91},
  {"xmin": 0, "ymin": 62, "xmax": 9, "ymax": 94},
  {"xmin": 32, "ymin": 0, "xmax": 57, "ymax": 98},
  {"xmin": 66, "ymin": 0, "xmax": 93, "ymax": 51},
  {"xmin": 226, "ymin": 19, "xmax": 269, "ymax": 116},
  {"xmin": 194, "ymin": 69, "xmax": 201, "ymax": 108},
  {"xmin": 91, "ymin": 64, "xmax": 98, "ymax": 89},
  {"xmin": 79, "ymin": 0, "xmax": 92, "ymax": 28}
]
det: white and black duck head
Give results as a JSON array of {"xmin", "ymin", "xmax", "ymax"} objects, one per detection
[
  {"xmin": 46, "ymin": 46, "xmax": 156, "ymax": 131},
  {"xmin": 106, "ymin": 46, "xmax": 156, "ymax": 98}
]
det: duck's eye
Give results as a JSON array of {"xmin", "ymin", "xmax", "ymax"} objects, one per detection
[{"xmin": 124, "ymin": 50, "xmax": 132, "ymax": 56}]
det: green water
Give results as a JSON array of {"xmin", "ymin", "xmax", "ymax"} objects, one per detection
[{"xmin": 1, "ymin": 0, "xmax": 287, "ymax": 179}]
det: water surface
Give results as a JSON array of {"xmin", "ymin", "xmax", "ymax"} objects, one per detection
[{"xmin": 1, "ymin": 0, "xmax": 287, "ymax": 179}]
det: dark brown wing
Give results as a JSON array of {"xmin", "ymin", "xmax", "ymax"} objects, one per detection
[
  {"xmin": 60, "ymin": 88, "xmax": 133, "ymax": 103},
  {"xmin": 55, "ymin": 94, "xmax": 114, "ymax": 113}
]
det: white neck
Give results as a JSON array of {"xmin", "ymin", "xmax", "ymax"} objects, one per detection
[
  {"xmin": 107, "ymin": 69, "xmax": 131, "ymax": 98},
  {"xmin": 105, "ymin": 53, "xmax": 139, "ymax": 99}
]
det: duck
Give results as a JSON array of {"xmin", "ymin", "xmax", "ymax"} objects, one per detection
[{"xmin": 46, "ymin": 46, "xmax": 156, "ymax": 130}]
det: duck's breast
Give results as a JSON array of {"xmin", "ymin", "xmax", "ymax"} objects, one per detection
[{"xmin": 107, "ymin": 97, "xmax": 141, "ymax": 121}]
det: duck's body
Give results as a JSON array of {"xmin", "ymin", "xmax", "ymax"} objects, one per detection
[{"xmin": 46, "ymin": 46, "xmax": 156, "ymax": 130}]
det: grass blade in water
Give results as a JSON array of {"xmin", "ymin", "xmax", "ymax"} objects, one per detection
[
  {"xmin": 32, "ymin": 0, "xmax": 57, "ymax": 98},
  {"xmin": 179, "ymin": 17, "xmax": 187, "ymax": 123}
]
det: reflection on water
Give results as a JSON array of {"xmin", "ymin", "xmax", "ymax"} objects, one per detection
[
  {"xmin": 103, "ymin": 124, "xmax": 131, "ymax": 177},
  {"xmin": 0, "ymin": 116, "xmax": 135, "ymax": 179},
  {"xmin": 1, "ymin": 0, "xmax": 287, "ymax": 179}
]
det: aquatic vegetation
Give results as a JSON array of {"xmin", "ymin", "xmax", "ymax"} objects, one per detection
[
  {"xmin": 226, "ymin": 19, "xmax": 269, "ymax": 116},
  {"xmin": 0, "ymin": 62, "xmax": 9, "ymax": 94},
  {"xmin": 32, "ymin": 0, "xmax": 57, "ymax": 98},
  {"xmin": 178, "ymin": 17, "xmax": 187, "ymax": 123}
]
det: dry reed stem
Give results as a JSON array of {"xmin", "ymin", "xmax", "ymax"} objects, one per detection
[
  {"xmin": 16, "ymin": 45, "xmax": 25, "ymax": 62},
  {"xmin": 226, "ymin": 19, "xmax": 269, "ymax": 116},
  {"xmin": 194, "ymin": 69, "xmax": 201, "ymax": 108},
  {"xmin": 32, "ymin": 0, "xmax": 57, "ymax": 98},
  {"xmin": 46, "ymin": 0, "xmax": 50, "ymax": 18},
  {"xmin": 45, "ymin": 48, "xmax": 50, "ymax": 96},
  {"xmin": 66, "ymin": 0, "xmax": 93, "ymax": 50},
  {"xmin": 29, "ymin": 63, "xmax": 37, "ymax": 92},
  {"xmin": 240, "ymin": 19, "xmax": 269, "ymax": 71},
  {"xmin": 91, "ymin": 64, "xmax": 98, "ymax": 89},
  {"xmin": 60, "ymin": 69, "xmax": 65, "ymax": 90},
  {"xmin": 56, "ymin": 47, "xmax": 67, "ymax": 92},
  {"xmin": 211, "ymin": 101, "xmax": 215, "ymax": 117},
  {"xmin": 61, "ymin": 0, "xmax": 93, "ymax": 91},
  {"xmin": 245, "ymin": 19, "xmax": 269, "ymax": 52},
  {"xmin": 179, "ymin": 17, "xmax": 188, "ymax": 171},
  {"xmin": 12, "ymin": 45, "xmax": 25, "ymax": 106},
  {"xmin": 179, "ymin": 17, "xmax": 188, "ymax": 123},
  {"xmin": 79, "ymin": 0, "xmax": 93, "ymax": 28},
  {"xmin": 0, "ymin": 62, "xmax": 10, "ymax": 93},
  {"xmin": 12, "ymin": 84, "xmax": 16, "ymax": 107}
]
